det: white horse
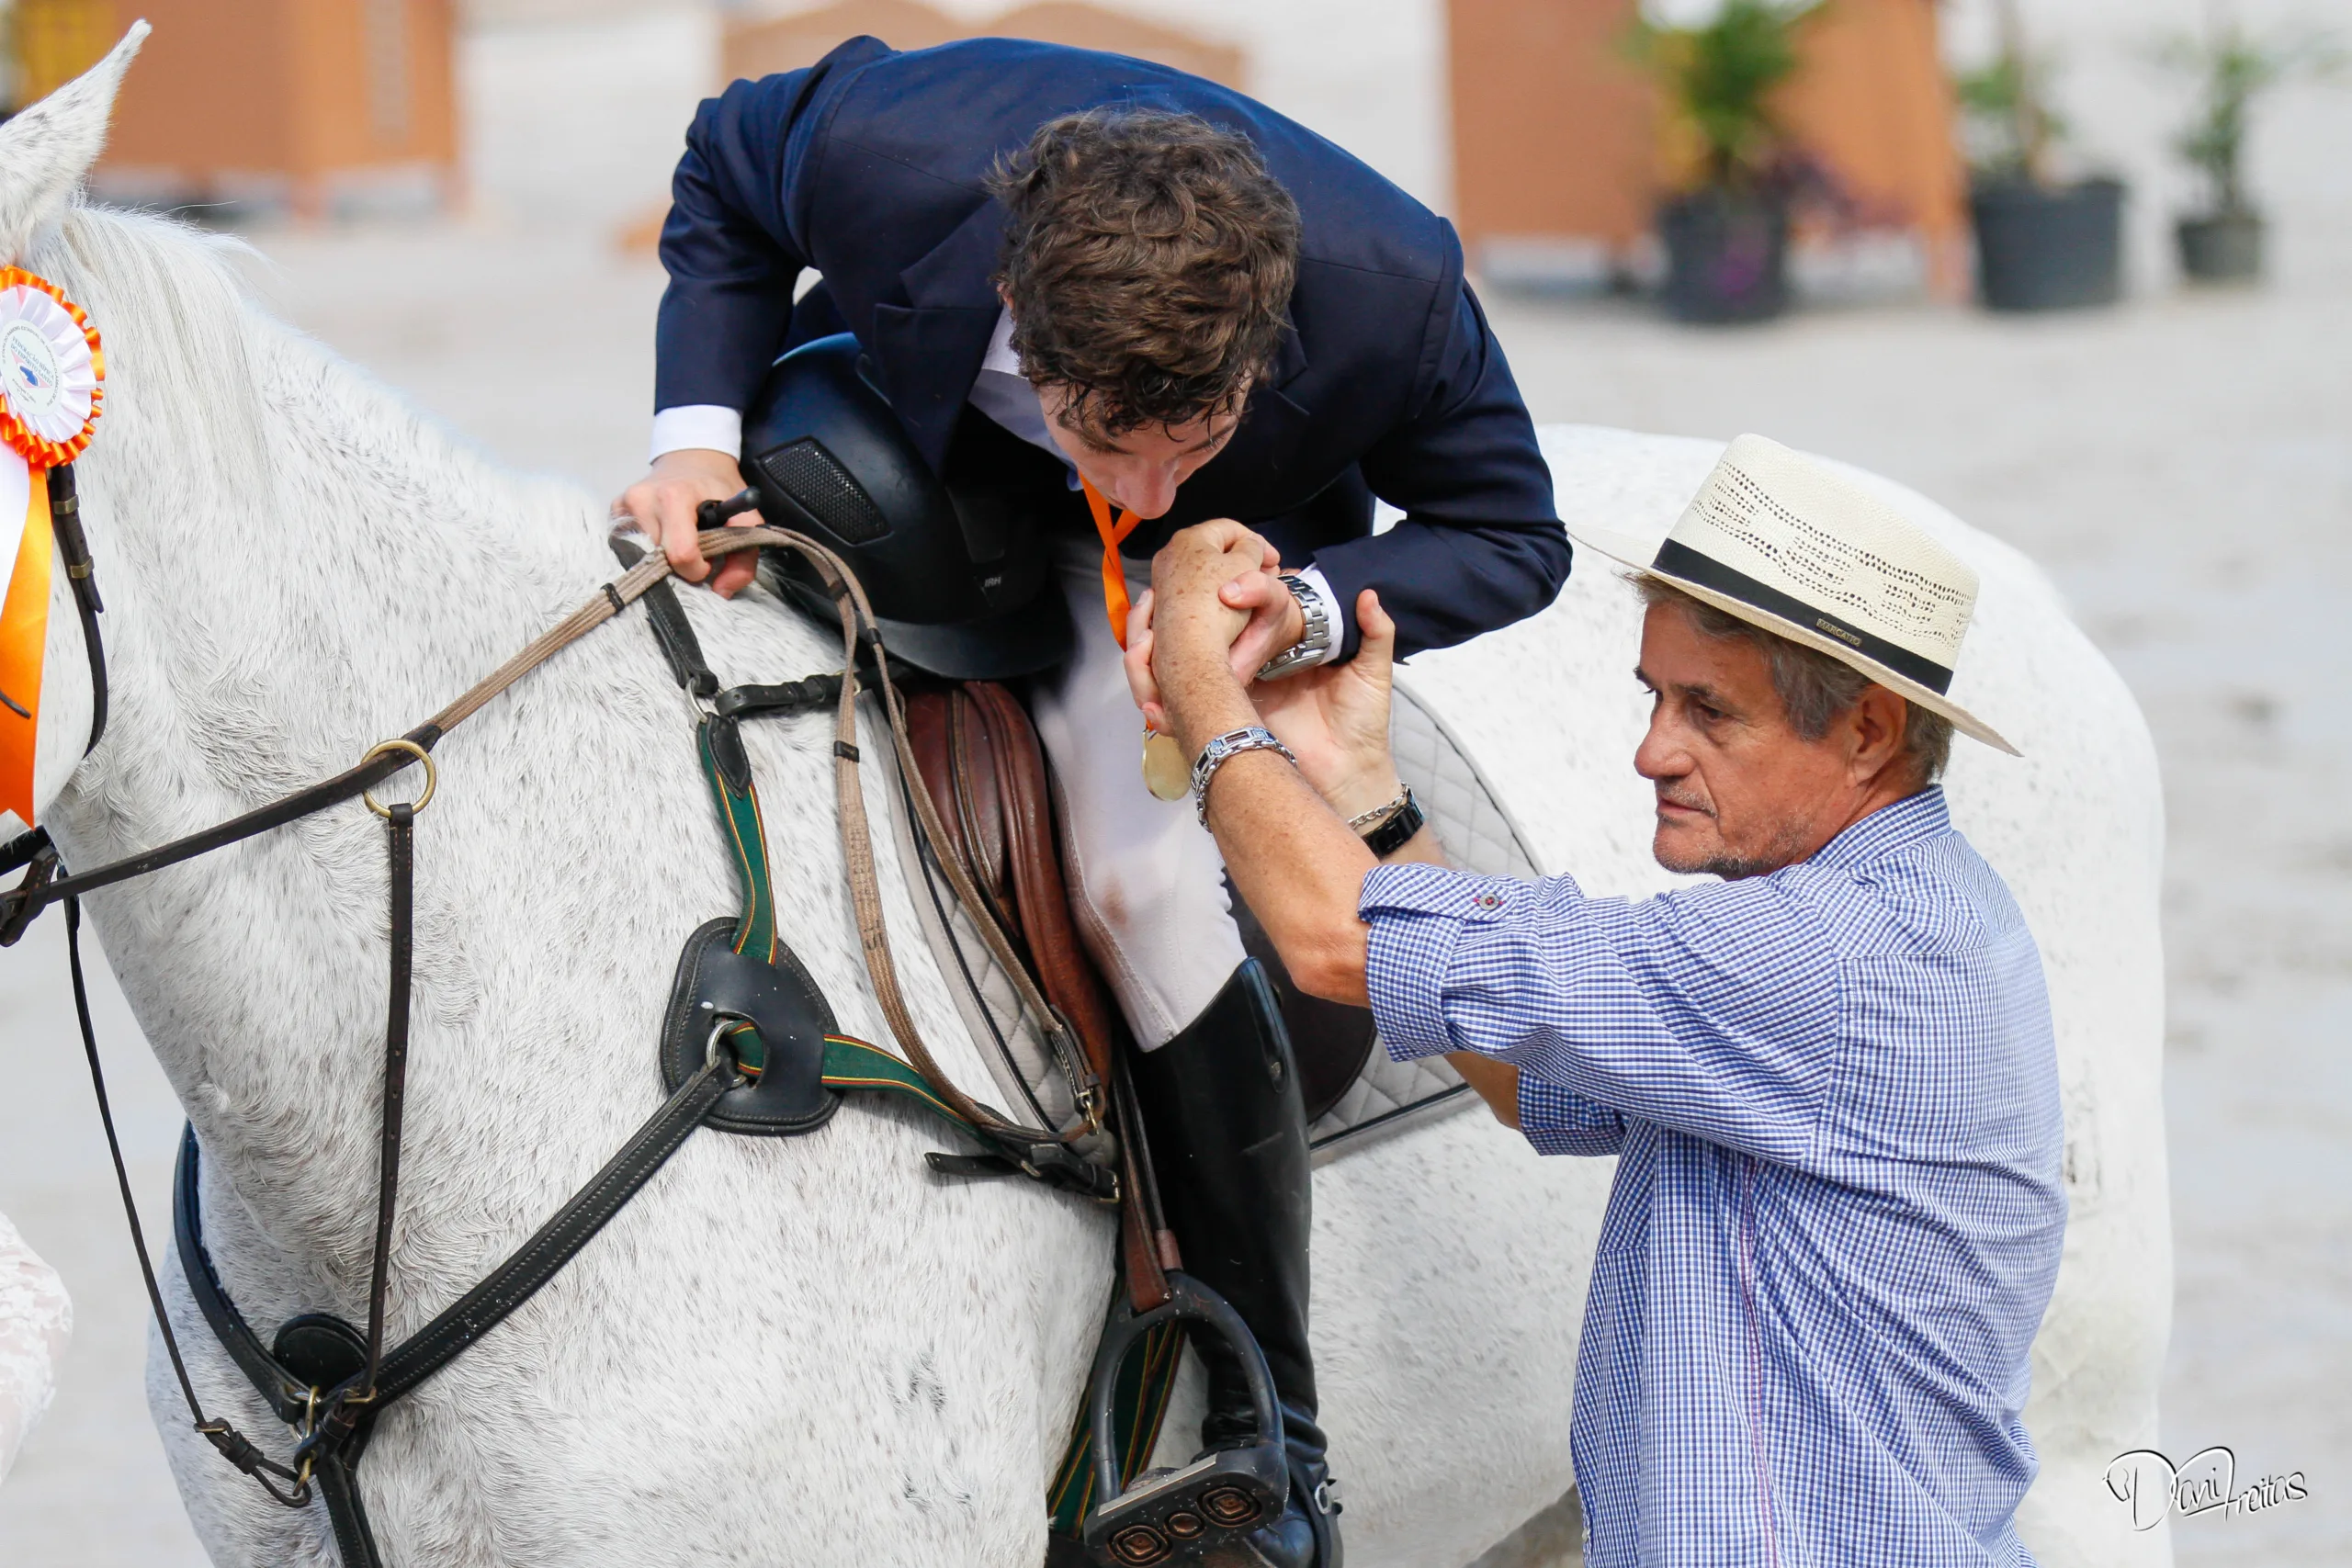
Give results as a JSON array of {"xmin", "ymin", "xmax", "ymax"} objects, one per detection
[
  {"xmin": 0, "ymin": 1213, "xmax": 70, "ymax": 1483},
  {"xmin": 3, "ymin": 33, "xmax": 2172, "ymax": 1568}
]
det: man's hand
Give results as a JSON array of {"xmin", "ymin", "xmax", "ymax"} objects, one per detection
[
  {"xmin": 1447, "ymin": 1054, "xmax": 1523, "ymax": 1130},
  {"xmin": 1121, "ymin": 520, "xmax": 1290, "ymax": 730},
  {"xmin": 1132, "ymin": 579, "xmax": 1406, "ymax": 816},
  {"xmin": 1214, "ymin": 563, "xmax": 1308, "ymax": 682},
  {"xmin": 614, "ymin": 448, "xmax": 758, "ymax": 596},
  {"xmin": 1135, "ymin": 524, "xmax": 1295, "ymax": 686},
  {"xmin": 1130, "ymin": 521, "xmax": 1274, "ymax": 747},
  {"xmin": 1125, "ymin": 522, "xmax": 1272, "ymax": 727},
  {"xmin": 1250, "ymin": 590, "xmax": 1403, "ymax": 820}
]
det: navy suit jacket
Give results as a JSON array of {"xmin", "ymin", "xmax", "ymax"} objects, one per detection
[{"xmin": 657, "ymin": 35, "xmax": 1568, "ymax": 660}]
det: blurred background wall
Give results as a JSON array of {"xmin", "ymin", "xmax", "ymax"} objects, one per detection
[
  {"xmin": 11, "ymin": 0, "xmax": 458, "ymax": 217},
  {"xmin": 1449, "ymin": 0, "xmax": 1968, "ymax": 295},
  {"xmin": 4, "ymin": 0, "xmax": 2339, "ymax": 297}
]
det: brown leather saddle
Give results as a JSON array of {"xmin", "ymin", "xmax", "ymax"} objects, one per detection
[{"xmin": 903, "ymin": 681, "xmax": 1375, "ymax": 1124}]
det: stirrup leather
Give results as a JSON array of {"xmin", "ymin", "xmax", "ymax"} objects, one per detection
[{"xmin": 1082, "ymin": 1273, "xmax": 1289, "ymax": 1566}]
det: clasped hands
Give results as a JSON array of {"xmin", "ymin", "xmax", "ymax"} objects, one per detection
[
  {"xmin": 1124, "ymin": 520, "xmax": 1404, "ymax": 825},
  {"xmin": 1126, "ymin": 521, "xmax": 1523, "ymax": 1126}
]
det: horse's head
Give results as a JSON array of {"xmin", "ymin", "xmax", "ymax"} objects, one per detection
[{"xmin": 0, "ymin": 25, "xmax": 143, "ymax": 840}]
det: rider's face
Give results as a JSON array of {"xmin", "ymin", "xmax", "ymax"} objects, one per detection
[{"xmin": 1035, "ymin": 382, "xmax": 1245, "ymax": 520}]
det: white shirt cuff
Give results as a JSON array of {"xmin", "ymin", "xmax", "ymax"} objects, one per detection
[
  {"xmin": 1293, "ymin": 565, "xmax": 1345, "ymax": 668},
  {"xmin": 650, "ymin": 405, "xmax": 743, "ymax": 465}
]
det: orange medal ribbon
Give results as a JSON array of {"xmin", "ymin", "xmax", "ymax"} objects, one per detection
[
  {"xmin": 0, "ymin": 471, "xmax": 52, "ymax": 818},
  {"xmin": 0, "ymin": 268, "xmax": 105, "ymax": 826},
  {"xmin": 1080, "ymin": 475, "xmax": 1141, "ymax": 649},
  {"xmin": 1082, "ymin": 477, "xmax": 1191, "ymax": 800}
]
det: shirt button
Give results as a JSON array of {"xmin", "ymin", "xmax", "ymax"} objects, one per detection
[{"xmin": 1474, "ymin": 893, "xmax": 1501, "ymax": 909}]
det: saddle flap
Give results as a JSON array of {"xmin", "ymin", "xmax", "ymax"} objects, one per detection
[
  {"xmin": 951, "ymin": 689, "xmax": 1013, "ymax": 931},
  {"xmin": 905, "ymin": 679, "xmax": 1123, "ymax": 1085},
  {"xmin": 661, "ymin": 918, "xmax": 842, "ymax": 1136},
  {"xmin": 907, "ymin": 689, "xmax": 991, "ymax": 908}
]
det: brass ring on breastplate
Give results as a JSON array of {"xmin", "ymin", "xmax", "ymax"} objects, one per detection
[{"xmin": 360, "ymin": 739, "xmax": 437, "ymax": 818}]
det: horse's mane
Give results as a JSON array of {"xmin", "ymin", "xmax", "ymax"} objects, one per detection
[
  {"xmin": 35, "ymin": 199, "xmax": 602, "ymax": 570},
  {"xmin": 41, "ymin": 201, "xmax": 275, "ymax": 491}
]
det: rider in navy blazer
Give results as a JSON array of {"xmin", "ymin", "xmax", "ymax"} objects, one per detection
[
  {"xmin": 652, "ymin": 34, "xmax": 1568, "ymax": 663},
  {"xmin": 642, "ymin": 39, "xmax": 1566, "ymax": 1567}
]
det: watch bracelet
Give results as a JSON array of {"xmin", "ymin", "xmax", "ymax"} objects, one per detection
[
  {"xmin": 1190, "ymin": 727, "xmax": 1297, "ymax": 827},
  {"xmin": 1361, "ymin": 788, "xmax": 1426, "ymax": 857},
  {"xmin": 1254, "ymin": 572, "xmax": 1332, "ymax": 682}
]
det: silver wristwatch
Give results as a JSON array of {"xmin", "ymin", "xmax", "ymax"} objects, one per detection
[{"xmin": 1254, "ymin": 573, "xmax": 1333, "ymax": 682}]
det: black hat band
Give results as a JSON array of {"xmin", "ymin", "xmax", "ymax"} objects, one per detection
[{"xmin": 1651, "ymin": 539, "xmax": 1956, "ymax": 696}]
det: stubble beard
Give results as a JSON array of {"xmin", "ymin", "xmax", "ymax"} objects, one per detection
[{"xmin": 1654, "ymin": 804, "xmax": 1814, "ymax": 881}]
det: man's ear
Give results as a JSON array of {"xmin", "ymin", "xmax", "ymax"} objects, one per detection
[{"xmin": 1848, "ymin": 684, "xmax": 1911, "ymax": 787}]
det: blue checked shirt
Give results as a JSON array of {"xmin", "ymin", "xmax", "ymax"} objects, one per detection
[{"xmin": 1363, "ymin": 788, "xmax": 2065, "ymax": 1568}]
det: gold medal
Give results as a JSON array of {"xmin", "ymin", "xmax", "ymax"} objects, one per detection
[{"xmin": 1142, "ymin": 728, "xmax": 1191, "ymax": 802}]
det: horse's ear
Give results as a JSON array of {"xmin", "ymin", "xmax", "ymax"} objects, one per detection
[{"xmin": 0, "ymin": 22, "xmax": 151, "ymax": 265}]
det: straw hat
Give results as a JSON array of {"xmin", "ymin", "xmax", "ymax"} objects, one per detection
[{"xmin": 1570, "ymin": 434, "xmax": 2018, "ymax": 755}]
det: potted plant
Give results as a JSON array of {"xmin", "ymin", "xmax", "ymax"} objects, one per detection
[
  {"xmin": 1955, "ymin": 0, "xmax": 2125, "ymax": 310},
  {"xmin": 1629, "ymin": 0, "xmax": 1828, "ymax": 324},
  {"xmin": 2155, "ymin": 19, "xmax": 2342, "ymax": 283}
]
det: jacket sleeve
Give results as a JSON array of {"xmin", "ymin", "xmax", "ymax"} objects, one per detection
[
  {"xmin": 1306, "ymin": 264, "xmax": 1570, "ymax": 661},
  {"xmin": 652, "ymin": 68, "xmax": 833, "ymax": 415}
]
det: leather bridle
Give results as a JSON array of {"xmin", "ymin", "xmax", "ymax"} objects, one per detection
[{"xmin": 0, "ymin": 511, "xmax": 1122, "ymax": 1561}]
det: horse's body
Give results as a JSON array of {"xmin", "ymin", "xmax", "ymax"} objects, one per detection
[{"xmin": 4, "ymin": 35, "xmax": 2171, "ymax": 1568}]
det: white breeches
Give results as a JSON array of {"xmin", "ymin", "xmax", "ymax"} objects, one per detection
[{"xmin": 1029, "ymin": 543, "xmax": 1248, "ymax": 1049}]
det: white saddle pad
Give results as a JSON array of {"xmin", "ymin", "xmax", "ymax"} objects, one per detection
[{"xmin": 884, "ymin": 679, "xmax": 1543, "ymax": 1164}]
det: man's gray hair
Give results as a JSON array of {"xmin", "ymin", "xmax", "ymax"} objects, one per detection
[{"xmin": 1636, "ymin": 579, "xmax": 1955, "ymax": 786}]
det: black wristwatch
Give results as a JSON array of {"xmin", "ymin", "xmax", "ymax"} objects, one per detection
[{"xmin": 1360, "ymin": 788, "xmax": 1426, "ymax": 857}]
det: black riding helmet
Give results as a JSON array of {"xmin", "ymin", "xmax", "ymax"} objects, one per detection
[{"xmin": 737, "ymin": 333, "xmax": 1073, "ymax": 681}]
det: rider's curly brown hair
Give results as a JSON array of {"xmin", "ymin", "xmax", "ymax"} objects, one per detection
[{"xmin": 988, "ymin": 108, "xmax": 1300, "ymax": 437}]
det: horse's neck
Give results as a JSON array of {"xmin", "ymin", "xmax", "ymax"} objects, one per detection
[
  {"xmin": 37, "ymin": 213, "xmax": 594, "ymax": 802},
  {"xmin": 35, "ymin": 208, "xmax": 667, "ymax": 1305},
  {"xmin": 29, "ymin": 207, "xmax": 901, "ymax": 1337}
]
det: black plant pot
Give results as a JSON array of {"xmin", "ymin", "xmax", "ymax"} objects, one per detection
[
  {"xmin": 2177, "ymin": 210, "xmax": 2264, "ymax": 283},
  {"xmin": 1971, "ymin": 177, "xmax": 2126, "ymax": 311},
  {"xmin": 1657, "ymin": 189, "xmax": 1790, "ymax": 324}
]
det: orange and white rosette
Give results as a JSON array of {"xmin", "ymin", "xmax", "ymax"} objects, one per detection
[{"xmin": 0, "ymin": 268, "xmax": 104, "ymax": 828}]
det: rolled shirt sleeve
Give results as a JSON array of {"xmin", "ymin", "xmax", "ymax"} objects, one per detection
[
  {"xmin": 1516, "ymin": 1073, "xmax": 1627, "ymax": 1156},
  {"xmin": 1359, "ymin": 862, "xmax": 1843, "ymax": 1163}
]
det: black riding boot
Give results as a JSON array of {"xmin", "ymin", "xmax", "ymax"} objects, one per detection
[{"xmin": 1128, "ymin": 961, "xmax": 1341, "ymax": 1568}]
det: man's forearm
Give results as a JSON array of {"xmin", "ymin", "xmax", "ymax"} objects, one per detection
[{"xmin": 1164, "ymin": 643, "xmax": 1379, "ymax": 1009}]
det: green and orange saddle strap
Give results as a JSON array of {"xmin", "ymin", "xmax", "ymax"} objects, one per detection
[
  {"xmin": 694, "ymin": 713, "xmax": 1183, "ymax": 1531},
  {"xmin": 696, "ymin": 715, "xmax": 962, "ymax": 1114}
]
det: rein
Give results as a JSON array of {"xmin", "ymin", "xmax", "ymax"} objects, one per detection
[{"xmin": 0, "ymin": 517, "xmax": 1116, "ymax": 1548}]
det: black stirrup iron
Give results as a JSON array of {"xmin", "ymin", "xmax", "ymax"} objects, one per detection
[{"xmin": 1082, "ymin": 1273, "xmax": 1289, "ymax": 1567}]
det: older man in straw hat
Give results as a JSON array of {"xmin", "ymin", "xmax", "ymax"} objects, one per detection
[{"xmin": 1123, "ymin": 434, "xmax": 2067, "ymax": 1566}]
